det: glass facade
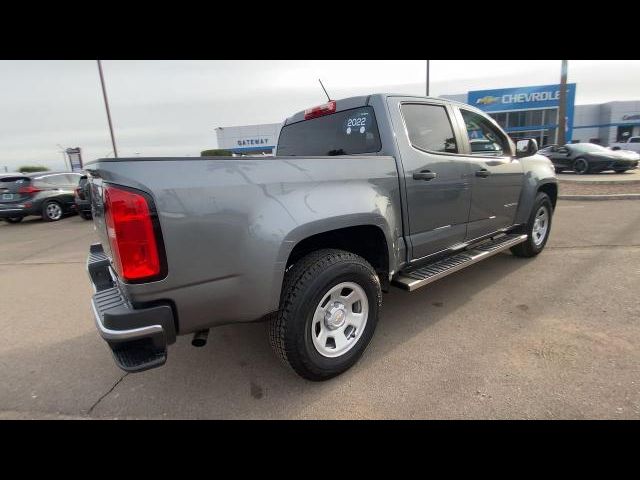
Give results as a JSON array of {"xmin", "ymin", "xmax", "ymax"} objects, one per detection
[{"xmin": 488, "ymin": 107, "xmax": 558, "ymax": 147}]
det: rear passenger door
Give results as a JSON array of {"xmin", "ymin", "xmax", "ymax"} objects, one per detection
[
  {"xmin": 451, "ymin": 107, "xmax": 525, "ymax": 240},
  {"xmin": 387, "ymin": 99, "xmax": 472, "ymax": 260}
]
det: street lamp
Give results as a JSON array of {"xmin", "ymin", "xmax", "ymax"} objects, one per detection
[{"xmin": 56, "ymin": 144, "xmax": 69, "ymax": 170}]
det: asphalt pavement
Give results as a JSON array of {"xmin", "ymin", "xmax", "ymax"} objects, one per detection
[{"xmin": 1, "ymin": 201, "xmax": 639, "ymax": 419}]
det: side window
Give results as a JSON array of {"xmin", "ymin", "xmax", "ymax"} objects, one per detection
[
  {"xmin": 401, "ymin": 104, "xmax": 458, "ymax": 154},
  {"xmin": 65, "ymin": 174, "xmax": 81, "ymax": 185},
  {"xmin": 460, "ymin": 109, "xmax": 510, "ymax": 157},
  {"xmin": 38, "ymin": 174, "xmax": 67, "ymax": 186},
  {"xmin": 630, "ymin": 137, "xmax": 640, "ymax": 143}
]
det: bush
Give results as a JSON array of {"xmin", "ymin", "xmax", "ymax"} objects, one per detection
[
  {"xmin": 201, "ymin": 149, "xmax": 233, "ymax": 157},
  {"xmin": 19, "ymin": 165, "xmax": 50, "ymax": 173}
]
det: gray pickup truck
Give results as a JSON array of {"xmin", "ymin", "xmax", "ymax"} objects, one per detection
[{"xmin": 85, "ymin": 93, "xmax": 558, "ymax": 381}]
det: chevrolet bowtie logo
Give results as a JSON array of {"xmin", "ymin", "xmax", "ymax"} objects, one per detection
[{"xmin": 476, "ymin": 96, "xmax": 500, "ymax": 105}]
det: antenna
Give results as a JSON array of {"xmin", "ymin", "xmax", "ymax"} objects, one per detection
[{"xmin": 318, "ymin": 78, "xmax": 332, "ymax": 102}]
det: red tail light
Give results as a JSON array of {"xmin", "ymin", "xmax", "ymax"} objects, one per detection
[
  {"xmin": 304, "ymin": 100, "xmax": 336, "ymax": 120},
  {"xmin": 18, "ymin": 185, "xmax": 42, "ymax": 194},
  {"xmin": 104, "ymin": 184, "xmax": 163, "ymax": 282}
]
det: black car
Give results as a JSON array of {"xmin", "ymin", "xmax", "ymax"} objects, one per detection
[
  {"xmin": 0, "ymin": 171, "xmax": 83, "ymax": 223},
  {"xmin": 538, "ymin": 143, "xmax": 640, "ymax": 175},
  {"xmin": 74, "ymin": 175, "xmax": 92, "ymax": 220}
]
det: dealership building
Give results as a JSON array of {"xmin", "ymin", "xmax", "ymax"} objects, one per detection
[
  {"xmin": 442, "ymin": 83, "xmax": 640, "ymax": 147},
  {"xmin": 215, "ymin": 84, "xmax": 640, "ymax": 153}
]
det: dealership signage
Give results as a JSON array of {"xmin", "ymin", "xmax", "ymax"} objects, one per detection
[
  {"xmin": 66, "ymin": 147, "xmax": 83, "ymax": 172},
  {"xmin": 237, "ymin": 138, "xmax": 270, "ymax": 147},
  {"xmin": 468, "ymin": 84, "xmax": 577, "ymax": 140}
]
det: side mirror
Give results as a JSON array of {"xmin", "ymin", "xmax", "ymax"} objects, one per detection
[{"xmin": 515, "ymin": 138, "xmax": 538, "ymax": 158}]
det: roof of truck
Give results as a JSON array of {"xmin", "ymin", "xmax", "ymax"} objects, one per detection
[{"xmin": 282, "ymin": 93, "xmax": 475, "ymax": 126}]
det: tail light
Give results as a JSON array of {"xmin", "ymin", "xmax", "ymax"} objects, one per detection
[
  {"xmin": 304, "ymin": 100, "xmax": 336, "ymax": 120},
  {"xmin": 18, "ymin": 185, "xmax": 42, "ymax": 194},
  {"xmin": 103, "ymin": 184, "xmax": 165, "ymax": 282}
]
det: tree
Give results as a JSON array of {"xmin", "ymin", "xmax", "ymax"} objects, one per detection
[
  {"xmin": 18, "ymin": 165, "xmax": 50, "ymax": 173},
  {"xmin": 201, "ymin": 149, "xmax": 233, "ymax": 157}
]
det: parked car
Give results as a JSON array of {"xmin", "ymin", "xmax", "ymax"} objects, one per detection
[
  {"xmin": 538, "ymin": 143, "xmax": 639, "ymax": 174},
  {"xmin": 609, "ymin": 136, "xmax": 640, "ymax": 153},
  {"xmin": 85, "ymin": 93, "xmax": 557, "ymax": 380},
  {"xmin": 0, "ymin": 171, "xmax": 83, "ymax": 223},
  {"xmin": 74, "ymin": 175, "xmax": 92, "ymax": 220}
]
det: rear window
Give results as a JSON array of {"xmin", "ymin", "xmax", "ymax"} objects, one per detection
[{"xmin": 276, "ymin": 106, "xmax": 382, "ymax": 156}]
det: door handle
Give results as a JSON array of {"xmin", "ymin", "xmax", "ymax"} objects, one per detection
[
  {"xmin": 413, "ymin": 170, "xmax": 437, "ymax": 181},
  {"xmin": 475, "ymin": 169, "xmax": 491, "ymax": 178}
]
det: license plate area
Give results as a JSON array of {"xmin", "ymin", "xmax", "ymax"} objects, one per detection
[{"xmin": 2, "ymin": 194, "xmax": 13, "ymax": 200}]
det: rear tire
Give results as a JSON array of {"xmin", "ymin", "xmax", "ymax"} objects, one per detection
[
  {"xmin": 42, "ymin": 201, "xmax": 63, "ymax": 222},
  {"xmin": 511, "ymin": 192, "xmax": 553, "ymax": 258},
  {"xmin": 573, "ymin": 157, "xmax": 590, "ymax": 175},
  {"xmin": 6, "ymin": 217, "xmax": 23, "ymax": 224},
  {"xmin": 269, "ymin": 249, "xmax": 381, "ymax": 381}
]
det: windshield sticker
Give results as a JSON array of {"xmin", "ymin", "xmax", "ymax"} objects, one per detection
[{"xmin": 344, "ymin": 111, "xmax": 370, "ymax": 135}]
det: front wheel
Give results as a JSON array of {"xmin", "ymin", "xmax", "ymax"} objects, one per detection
[
  {"xmin": 614, "ymin": 169, "xmax": 628, "ymax": 174},
  {"xmin": 6, "ymin": 217, "xmax": 23, "ymax": 224},
  {"xmin": 269, "ymin": 249, "xmax": 381, "ymax": 381},
  {"xmin": 511, "ymin": 192, "xmax": 553, "ymax": 258},
  {"xmin": 80, "ymin": 211, "xmax": 93, "ymax": 220}
]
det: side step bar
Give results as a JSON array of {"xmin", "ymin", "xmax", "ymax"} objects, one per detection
[{"xmin": 393, "ymin": 234, "xmax": 528, "ymax": 292}]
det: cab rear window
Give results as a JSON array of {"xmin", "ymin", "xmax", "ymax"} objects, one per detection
[{"xmin": 276, "ymin": 106, "xmax": 382, "ymax": 156}]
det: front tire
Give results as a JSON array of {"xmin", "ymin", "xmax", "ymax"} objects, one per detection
[
  {"xmin": 269, "ymin": 249, "xmax": 381, "ymax": 381},
  {"xmin": 80, "ymin": 211, "xmax": 93, "ymax": 220},
  {"xmin": 511, "ymin": 192, "xmax": 553, "ymax": 258},
  {"xmin": 6, "ymin": 217, "xmax": 23, "ymax": 224},
  {"xmin": 614, "ymin": 169, "xmax": 628, "ymax": 174}
]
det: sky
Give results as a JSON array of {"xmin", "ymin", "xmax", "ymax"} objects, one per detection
[{"xmin": 1, "ymin": 60, "xmax": 639, "ymax": 172}]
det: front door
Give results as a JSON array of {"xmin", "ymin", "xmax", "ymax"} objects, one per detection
[
  {"xmin": 452, "ymin": 107, "xmax": 525, "ymax": 240},
  {"xmin": 387, "ymin": 99, "xmax": 472, "ymax": 260}
]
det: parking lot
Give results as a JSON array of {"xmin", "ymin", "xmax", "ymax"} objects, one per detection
[{"xmin": 1, "ymin": 200, "xmax": 639, "ymax": 419}]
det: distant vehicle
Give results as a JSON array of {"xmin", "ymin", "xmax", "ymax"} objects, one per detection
[
  {"xmin": 609, "ymin": 136, "xmax": 640, "ymax": 153},
  {"xmin": 0, "ymin": 171, "xmax": 83, "ymax": 223},
  {"xmin": 74, "ymin": 175, "xmax": 92, "ymax": 220},
  {"xmin": 538, "ymin": 143, "xmax": 639, "ymax": 174}
]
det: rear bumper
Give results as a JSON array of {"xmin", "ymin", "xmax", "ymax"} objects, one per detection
[
  {"xmin": 87, "ymin": 243, "xmax": 176, "ymax": 373},
  {"xmin": 0, "ymin": 204, "xmax": 37, "ymax": 218}
]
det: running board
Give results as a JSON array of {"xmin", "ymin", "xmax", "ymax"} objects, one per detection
[{"xmin": 393, "ymin": 234, "xmax": 528, "ymax": 292}]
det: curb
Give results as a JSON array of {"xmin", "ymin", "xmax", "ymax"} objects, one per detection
[
  {"xmin": 559, "ymin": 179, "xmax": 640, "ymax": 186},
  {"xmin": 559, "ymin": 194, "xmax": 640, "ymax": 201}
]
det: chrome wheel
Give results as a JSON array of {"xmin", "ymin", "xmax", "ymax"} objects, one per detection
[
  {"xmin": 311, "ymin": 281, "xmax": 369, "ymax": 358},
  {"xmin": 532, "ymin": 205, "xmax": 549, "ymax": 246},
  {"xmin": 45, "ymin": 202, "xmax": 62, "ymax": 221}
]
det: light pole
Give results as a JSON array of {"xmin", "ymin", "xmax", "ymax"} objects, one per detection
[
  {"xmin": 97, "ymin": 60, "xmax": 119, "ymax": 158},
  {"xmin": 557, "ymin": 60, "xmax": 568, "ymax": 146},
  {"xmin": 426, "ymin": 60, "xmax": 430, "ymax": 96},
  {"xmin": 56, "ymin": 144, "xmax": 69, "ymax": 170}
]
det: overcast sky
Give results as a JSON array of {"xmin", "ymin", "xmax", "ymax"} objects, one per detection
[{"xmin": 1, "ymin": 60, "xmax": 639, "ymax": 171}]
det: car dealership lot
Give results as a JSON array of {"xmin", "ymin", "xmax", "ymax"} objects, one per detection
[{"xmin": 1, "ymin": 201, "xmax": 639, "ymax": 419}]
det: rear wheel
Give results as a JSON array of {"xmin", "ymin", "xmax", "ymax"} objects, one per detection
[
  {"xmin": 269, "ymin": 249, "xmax": 381, "ymax": 381},
  {"xmin": 42, "ymin": 201, "xmax": 63, "ymax": 222},
  {"xmin": 6, "ymin": 217, "xmax": 23, "ymax": 224},
  {"xmin": 511, "ymin": 192, "xmax": 553, "ymax": 258},
  {"xmin": 573, "ymin": 157, "xmax": 590, "ymax": 175}
]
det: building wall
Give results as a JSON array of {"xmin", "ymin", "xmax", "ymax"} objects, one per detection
[
  {"xmin": 215, "ymin": 123, "xmax": 282, "ymax": 155},
  {"xmin": 572, "ymin": 104, "xmax": 601, "ymax": 143}
]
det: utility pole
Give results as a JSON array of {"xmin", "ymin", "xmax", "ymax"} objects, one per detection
[
  {"xmin": 97, "ymin": 60, "xmax": 119, "ymax": 158},
  {"xmin": 426, "ymin": 60, "xmax": 430, "ymax": 96},
  {"xmin": 557, "ymin": 60, "xmax": 568, "ymax": 146}
]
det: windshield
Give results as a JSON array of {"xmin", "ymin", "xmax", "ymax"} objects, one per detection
[{"xmin": 570, "ymin": 143, "xmax": 611, "ymax": 153}]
